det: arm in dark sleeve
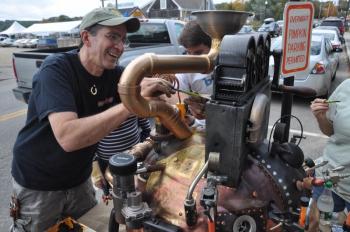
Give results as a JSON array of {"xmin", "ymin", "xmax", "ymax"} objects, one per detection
[{"xmin": 32, "ymin": 54, "xmax": 76, "ymax": 121}]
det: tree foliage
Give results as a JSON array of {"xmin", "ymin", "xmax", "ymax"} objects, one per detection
[
  {"xmin": 216, "ymin": 0, "xmax": 245, "ymax": 11},
  {"xmin": 42, "ymin": 15, "xmax": 82, "ymax": 23},
  {"xmin": 245, "ymin": 0, "xmax": 288, "ymax": 21},
  {"xmin": 217, "ymin": 0, "xmax": 344, "ymax": 24}
]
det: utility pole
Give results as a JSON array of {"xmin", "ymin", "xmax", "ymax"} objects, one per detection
[
  {"xmin": 100, "ymin": 0, "xmax": 107, "ymax": 8},
  {"xmin": 318, "ymin": 2, "xmax": 322, "ymax": 19},
  {"xmin": 115, "ymin": 0, "xmax": 118, "ymax": 9},
  {"xmin": 345, "ymin": 0, "xmax": 350, "ymax": 31}
]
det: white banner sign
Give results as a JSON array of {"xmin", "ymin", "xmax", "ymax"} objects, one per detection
[{"xmin": 281, "ymin": 2, "xmax": 314, "ymax": 75}]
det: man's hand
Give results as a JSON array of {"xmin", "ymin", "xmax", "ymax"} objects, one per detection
[
  {"xmin": 141, "ymin": 78, "xmax": 175, "ymax": 98},
  {"xmin": 310, "ymin": 98, "xmax": 334, "ymax": 136},
  {"xmin": 296, "ymin": 176, "xmax": 314, "ymax": 190},
  {"xmin": 310, "ymin": 98, "xmax": 329, "ymax": 119},
  {"xmin": 184, "ymin": 96, "xmax": 208, "ymax": 120}
]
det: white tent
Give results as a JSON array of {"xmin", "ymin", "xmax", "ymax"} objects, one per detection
[
  {"xmin": 22, "ymin": 20, "xmax": 81, "ymax": 36},
  {"xmin": 0, "ymin": 21, "xmax": 26, "ymax": 35}
]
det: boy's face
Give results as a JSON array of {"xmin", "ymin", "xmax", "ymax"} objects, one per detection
[{"xmin": 185, "ymin": 43, "xmax": 210, "ymax": 55}]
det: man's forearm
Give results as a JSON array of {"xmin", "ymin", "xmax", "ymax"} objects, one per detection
[
  {"xmin": 316, "ymin": 116, "xmax": 333, "ymax": 137},
  {"xmin": 50, "ymin": 104, "xmax": 131, "ymax": 152}
]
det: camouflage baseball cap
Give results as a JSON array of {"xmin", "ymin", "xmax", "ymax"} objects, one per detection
[{"xmin": 79, "ymin": 7, "xmax": 140, "ymax": 33}]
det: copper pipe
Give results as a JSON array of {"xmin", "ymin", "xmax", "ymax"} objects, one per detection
[
  {"xmin": 129, "ymin": 138, "xmax": 154, "ymax": 161},
  {"xmin": 118, "ymin": 40, "xmax": 220, "ymax": 140}
]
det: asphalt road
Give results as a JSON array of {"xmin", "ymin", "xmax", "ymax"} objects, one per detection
[{"xmin": 0, "ymin": 37, "xmax": 349, "ymax": 231}]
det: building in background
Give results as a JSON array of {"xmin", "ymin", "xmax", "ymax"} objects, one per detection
[
  {"xmin": 144, "ymin": 0, "xmax": 215, "ymax": 20},
  {"xmin": 119, "ymin": 6, "xmax": 147, "ymax": 18}
]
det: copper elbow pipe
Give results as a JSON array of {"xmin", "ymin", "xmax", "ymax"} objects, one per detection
[
  {"xmin": 129, "ymin": 138, "xmax": 154, "ymax": 161},
  {"xmin": 118, "ymin": 40, "xmax": 220, "ymax": 140}
]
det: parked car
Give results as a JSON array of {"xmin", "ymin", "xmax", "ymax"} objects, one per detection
[
  {"xmin": 26, "ymin": 39, "xmax": 39, "ymax": 48},
  {"xmin": 13, "ymin": 38, "xmax": 26, "ymax": 47},
  {"xmin": 269, "ymin": 34, "xmax": 340, "ymax": 97},
  {"xmin": 320, "ymin": 17, "xmax": 345, "ymax": 35},
  {"xmin": 238, "ymin": 25, "xmax": 255, "ymax": 34},
  {"xmin": 312, "ymin": 28, "xmax": 343, "ymax": 52},
  {"xmin": 313, "ymin": 19, "xmax": 321, "ymax": 28},
  {"xmin": 315, "ymin": 25, "xmax": 345, "ymax": 44},
  {"xmin": 276, "ymin": 20, "xmax": 284, "ymax": 35},
  {"xmin": 258, "ymin": 18, "xmax": 280, "ymax": 37},
  {"xmin": 0, "ymin": 38, "xmax": 15, "ymax": 47},
  {"xmin": 37, "ymin": 38, "xmax": 58, "ymax": 49},
  {"xmin": 0, "ymin": 36, "xmax": 8, "ymax": 42},
  {"xmin": 18, "ymin": 39, "xmax": 31, "ymax": 48}
]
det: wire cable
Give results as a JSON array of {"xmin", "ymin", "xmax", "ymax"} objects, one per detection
[{"xmin": 268, "ymin": 114, "xmax": 304, "ymax": 152}]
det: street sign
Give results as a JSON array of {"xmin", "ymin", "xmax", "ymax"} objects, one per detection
[{"xmin": 281, "ymin": 2, "xmax": 314, "ymax": 75}]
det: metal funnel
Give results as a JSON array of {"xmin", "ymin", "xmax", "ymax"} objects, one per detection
[{"xmin": 192, "ymin": 10, "xmax": 252, "ymax": 40}]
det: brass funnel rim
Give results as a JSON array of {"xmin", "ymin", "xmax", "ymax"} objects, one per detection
[
  {"xmin": 192, "ymin": 10, "xmax": 253, "ymax": 16},
  {"xmin": 192, "ymin": 10, "xmax": 253, "ymax": 40}
]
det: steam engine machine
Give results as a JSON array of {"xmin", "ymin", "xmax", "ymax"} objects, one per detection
[{"xmin": 109, "ymin": 10, "xmax": 316, "ymax": 232}]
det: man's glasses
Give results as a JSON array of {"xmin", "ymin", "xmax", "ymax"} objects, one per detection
[{"xmin": 104, "ymin": 33, "xmax": 130, "ymax": 47}]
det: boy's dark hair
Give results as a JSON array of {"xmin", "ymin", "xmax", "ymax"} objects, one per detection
[{"xmin": 178, "ymin": 20, "xmax": 211, "ymax": 48}]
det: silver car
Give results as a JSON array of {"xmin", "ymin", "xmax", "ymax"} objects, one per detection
[
  {"xmin": 313, "ymin": 28, "xmax": 343, "ymax": 52},
  {"xmin": 269, "ymin": 34, "xmax": 339, "ymax": 97}
]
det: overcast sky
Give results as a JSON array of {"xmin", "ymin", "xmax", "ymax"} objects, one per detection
[{"xmin": 0, "ymin": 0, "xmax": 229, "ymax": 21}]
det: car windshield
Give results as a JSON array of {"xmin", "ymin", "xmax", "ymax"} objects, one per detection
[
  {"xmin": 321, "ymin": 21, "xmax": 342, "ymax": 27},
  {"xmin": 310, "ymin": 41, "xmax": 321, "ymax": 55},
  {"xmin": 313, "ymin": 32, "xmax": 335, "ymax": 40}
]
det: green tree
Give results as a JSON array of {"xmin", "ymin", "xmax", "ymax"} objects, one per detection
[
  {"xmin": 231, "ymin": 0, "xmax": 245, "ymax": 11},
  {"xmin": 216, "ymin": 1, "xmax": 245, "ymax": 10},
  {"xmin": 244, "ymin": 0, "xmax": 286, "ymax": 21}
]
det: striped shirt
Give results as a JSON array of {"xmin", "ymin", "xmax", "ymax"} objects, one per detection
[{"xmin": 96, "ymin": 116, "xmax": 151, "ymax": 161}]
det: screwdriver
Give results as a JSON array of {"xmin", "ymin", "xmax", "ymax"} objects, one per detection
[
  {"xmin": 311, "ymin": 100, "xmax": 340, "ymax": 104},
  {"xmin": 171, "ymin": 87, "xmax": 210, "ymax": 100},
  {"xmin": 325, "ymin": 100, "xmax": 340, "ymax": 103}
]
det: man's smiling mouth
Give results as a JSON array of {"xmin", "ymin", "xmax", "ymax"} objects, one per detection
[{"xmin": 108, "ymin": 51, "xmax": 118, "ymax": 58}]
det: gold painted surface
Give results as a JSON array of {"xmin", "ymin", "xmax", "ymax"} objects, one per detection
[{"xmin": 145, "ymin": 136, "xmax": 205, "ymax": 228}]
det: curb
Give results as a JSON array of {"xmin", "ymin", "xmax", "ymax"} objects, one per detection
[{"xmin": 344, "ymin": 32, "xmax": 350, "ymax": 64}]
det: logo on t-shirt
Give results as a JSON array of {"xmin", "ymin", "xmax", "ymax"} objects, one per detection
[
  {"xmin": 204, "ymin": 78, "xmax": 213, "ymax": 87},
  {"xmin": 97, "ymin": 97, "xmax": 113, "ymax": 107}
]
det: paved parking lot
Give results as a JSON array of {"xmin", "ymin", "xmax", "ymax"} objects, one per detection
[{"xmin": 0, "ymin": 47, "xmax": 30, "ymax": 81}]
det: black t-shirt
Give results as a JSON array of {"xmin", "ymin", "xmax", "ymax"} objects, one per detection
[{"xmin": 12, "ymin": 50, "xmax": 123, "ymax": 190}]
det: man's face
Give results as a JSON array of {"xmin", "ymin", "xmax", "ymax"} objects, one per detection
[
  {"xmin": 185, "ymin": 43, "xmax": 210, "ymax": 55},
  {"xmin": 89, "ymin": 24, "xmax": 127, "ymax": 70}
]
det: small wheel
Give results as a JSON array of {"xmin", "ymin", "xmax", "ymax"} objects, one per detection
[{"xmin": 232, "ymin": 215, "xmax": 257, "ymax": 232}]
